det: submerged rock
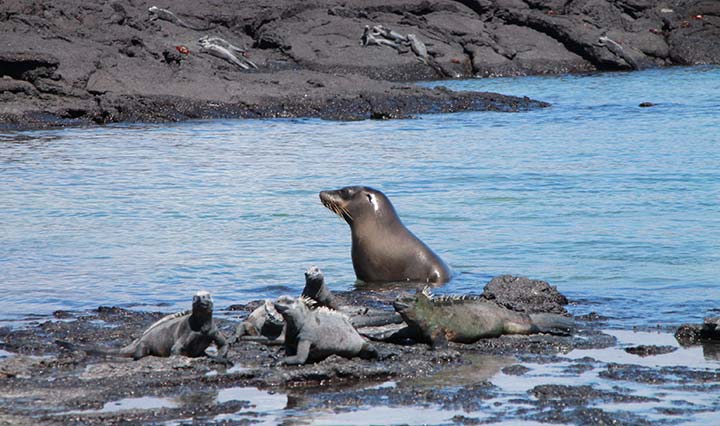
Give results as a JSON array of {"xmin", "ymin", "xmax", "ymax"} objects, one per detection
[{"xmin": 624, "ymin": 345, "xmax": 677, "ymax": 357}]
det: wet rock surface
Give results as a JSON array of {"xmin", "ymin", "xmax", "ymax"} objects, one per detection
[
  {"xmin": 2, "ymin": 0, "xmax": 719, "ymax": 129},
  {"xmin": 2, "ymin": 291, "xmax": 720, "ymax": 424},
  {"xmin": 482, "ymin": 274, "xmax": 569, "ymax": 315},
  {"xmin": 625, "ymin": 344, "xmax": 677, "ymax": 357},
  {"xmin": 675, "ymin": 316, "xmax": 720, "ymax": 345}
]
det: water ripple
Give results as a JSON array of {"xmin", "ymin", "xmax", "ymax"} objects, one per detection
[{"xmin": 1, "ymin": 67, "xmax": 719, "ymax": 328}]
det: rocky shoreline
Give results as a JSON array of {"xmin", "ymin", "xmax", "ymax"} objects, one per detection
[
  {"xmin": 2, "ymin": 276, "xmax": 720, "ymax": 425},
  {"xmin": 2, "ymin": 0, "xmax": 719, "ymax": 130}
]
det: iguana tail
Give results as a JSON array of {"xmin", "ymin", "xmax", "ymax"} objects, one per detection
[
  {"xmin": 55, "ymin": 339, "xmax": 132, "ymax": 357},
  {"xmin": 529, "ymin": 314, "xmax": 575, "ymax": 336}
]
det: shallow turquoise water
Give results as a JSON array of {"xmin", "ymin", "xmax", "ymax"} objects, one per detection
[{"xmin": 1, "ymin": 66, "xmax": 719, "ymax": 327}]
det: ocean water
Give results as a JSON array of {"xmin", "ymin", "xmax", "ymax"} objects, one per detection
[{"xmin": 1, "ymin": 66, "xmax": 719, "ymax": 328}]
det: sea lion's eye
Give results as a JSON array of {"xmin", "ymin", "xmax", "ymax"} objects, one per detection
[{"xmin": 366, "ymin": 194, "xmax": 372, "ymax": 203}]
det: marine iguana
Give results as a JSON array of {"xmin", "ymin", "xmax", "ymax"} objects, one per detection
[
  {"xmin": 199, "ymin": 35, "xmax": 248, "ymax": 56},
  {"xmin": 148, "ymin": 6, "xmax": 213, "ymax": 31},
  {"xmin": 597, "ymin": 36, "xmax": 639, "ymax": 70},
  {"xmin": 392, "ymin": 288, "xmax": 575, "ymax": 347},
  {"xmin": 198, "ymin": 38, "xmax": 258, "ymax": 70},
  {"xmin": 57, "ymin": 291, "xmax": 230, "ymax": 363},
  {"xmin": 230, "ymin": 267, "xmax": 400, "ymax": 347},
  {"xmin": 301, "ymin": 265, "xmax": 340, "ymax": 310},
  {"xmin": 275, "ymin": 296, "xmax": 378, "ymax": 365},
  {"xmin": 302, "ymin": 265, "xmax": 402, "ymax": 328},
  {"xmin": 230, "ymin": 296, "xmax": 291, "ymax": 344},
  {"xmin": 371, "ymin": 25, "xmax": 408, "ymax": 44},
  {"xmin": 406, "ymin": 34, "xmax": 429, "ymax": 64},
  {"xmin": 361, "ymin": 25, "xmax": 405, "ymax": 52}
]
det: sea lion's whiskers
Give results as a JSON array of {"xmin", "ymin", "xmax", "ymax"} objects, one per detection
[
  {"xmin": 339, "ymin": 205, "xmax": 353, "ymax": 220},
  {"xmin": 324, "ymin": 199, "xmax": 351, "ymax": 220}
]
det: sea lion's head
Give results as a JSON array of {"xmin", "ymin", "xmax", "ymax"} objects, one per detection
[
  {"xmin": 319, "ymin": 186, "xmax": 396, "ymax": 226},
  {"xmin": 192, "ymin": 290, "xmax": 214, "ymax": 313}
]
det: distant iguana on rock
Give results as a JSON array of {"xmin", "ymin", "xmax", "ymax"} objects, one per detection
[
  {"xmin": 57, "ymin": 291, "xmax": 230, "ymax": 364},
  {"xmin": 275, "ymin": 296, "xmax": 378, "ymax": 365},
  {"xmin": 148, "ymin": 6, "xmax": 213, "ymax": 31},
  {"xmin": 392, "ymin": 288, "xmax": 575, "ymax": 347}
]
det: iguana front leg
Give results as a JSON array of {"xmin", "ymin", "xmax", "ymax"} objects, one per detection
[
  {"xmin": 170, "ymin": 334, "xmax": 192, "ymax": 356},
  {"xmin": 208, "ymin": 330, "xmax": 233, "ymax": 366},
  {"xmin": 132, "ymin": 342, "xmax": 149, "ymax": 360},
  {"xmin": 282, "ymin": 340, "xmax": 311, "ymax": 365}
]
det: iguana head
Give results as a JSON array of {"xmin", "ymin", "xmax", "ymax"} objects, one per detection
[
  {"xmin": 304, "ymin": 265, "xmax": 324, "ymax": 285},
  {"xmin": 393, "ymin": 287, "xmax": 435, "ymax": 324},
  {"xmin": 192, "ymin": 290, "xmax": 214, "ymax": 314},
  {"xmin": 274, "ymin": 296, "xmax": 313, "ymax": 323},
  {"xmin": 265, "ymin": 295, "xmax": 294, "ymax": 326}
]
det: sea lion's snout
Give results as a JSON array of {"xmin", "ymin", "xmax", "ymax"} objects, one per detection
[{"xmin": 319, "ymin": 189, "xmax": 353, "ymax": 221}]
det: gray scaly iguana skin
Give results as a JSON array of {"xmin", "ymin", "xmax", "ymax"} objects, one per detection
[
  {"xmin": 371, "ymin": 25, "xmax": 408, "ymax": 44},
  {"xmin": 597, "ymin": 36, "xmax": 639, "ymax": 70},
  {"xmin": 148, "ymin": 6, "xmax": 213, "ymax": 31},
  {"xmin": 360, "ymin": 25, "xmax": 405, "ymax": 51},
  {"xmin": 58, "ymin": 291, "xmax": 229, "ymax": 363},
  {"xmin": 275, "ymin": 297, "xmax": 378, "ymax": 365},
  {"xmin": 393, "ymin": 288, "xmax": 574, "ymax": 347},
  {"xmin": 406, "ymin": 34, "xmax": 429, "ymax": 64},
  {"xmin": 230, "ymin": 296, "xmax": 292, "ymax": 344},
  {"xmin": 198, "ymin": 38, "xmax": 258, "ymax": 70}
]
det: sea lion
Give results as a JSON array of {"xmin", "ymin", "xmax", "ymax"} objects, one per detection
[{"xmin": 319, "ymin": 186, "xmax": 452, "ymax": 284}]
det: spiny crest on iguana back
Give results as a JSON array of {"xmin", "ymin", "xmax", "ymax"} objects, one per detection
[
  {"xmin": 298, "ymin": 295, "xmax": 319, "ymax": 309},
  {"xmin": 298, "ymin": 296, "xmax": 349, "ymax": 320},
  {"xmin": 420, "ymin": 286, "xmax": 484, "ymax": 307},
  {"xmin": 141, "ymin": 310, "xmax": 191, "ymax": 337}
]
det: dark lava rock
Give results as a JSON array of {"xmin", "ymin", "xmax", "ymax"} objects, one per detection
[
  {"xmin": 624, "ymin": 345, "xmax": 677, "ymax": 357},
  {"xmin": 639, "ymin": 101, "xmax": 656, "ymax": 107},
  {"xmin": 451, "ymin": 415, "xmax": 483, "ymax": 425},
  {"xmin": 0, "ymin": 52, "xmax": 59, "ymax": 81},
  {"xmin": 563, "ymin": 362, "xmax": 596, "ymax": 375},
  {"xmin": 501, "ymin": 364, "xmax": 531, "ymax": 376},
  {"xmin": 531, "ymin": 406, "xmax": 653, "ymax": 426},
  {"xmin": 675, "ymin": 316, "xmax": 720, "ymax": 345},
  {"xmin": 2, "ymin": 0, "xmax": 719, "ymax": 130},
  {"xmin": 482, "ymin": 275, "xmax": 569, "ymax": 315},
  {"xmin": 530, "ymin": 384, "xmax": 659, "ymax": 404},
  {"xmin": 0, "ymin": 77, "xmax": 37, "ymax": 95},
  {"xmin": 52, "ymin": 310, "xmax": 73, "ymax": 319},
  {"xmin": 575, "ymin": 311, "xmax": 610, "ymax": 322},
  {"xmin": 675, "ymin": 323, "xmax": 704, "ymax": 345},
  {"xmin": 599, "ymin": 364, "xmax": 669, "ymax": 384}
]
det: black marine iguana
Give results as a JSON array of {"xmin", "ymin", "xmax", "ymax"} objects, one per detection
[
  {"xmin": 391, "ymin": 288, "xmax": 575, "ymax": 347},
  {"xmin": 58, "ymin": 291, "xmax": 230, "ymax": 363},
  {"xmin": 275, "ymin": 296, "xmax": 378, "ymax": 365}
]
